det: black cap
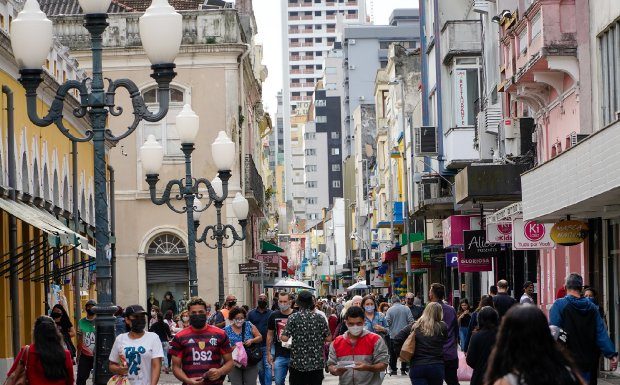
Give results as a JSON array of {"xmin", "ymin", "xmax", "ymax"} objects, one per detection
[
  {"xmin": 124, "ymin": 305, "xmax": 148, "ymax": 318},
  {"xmin": 85, "ymin": 299, "xmax": 97, "ymax": 307}
]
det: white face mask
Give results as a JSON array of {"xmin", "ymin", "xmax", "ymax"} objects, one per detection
[
  {"xmin": 234, "ymin": 319, "xmax": 245, "ymax": 327},
  {"xmin": 348, "ymin": 325, "xmax": 364, "ymax": 336},
  {"xmin": 182, "ymin": 316, "xmax": 190, "ymax": 322}
]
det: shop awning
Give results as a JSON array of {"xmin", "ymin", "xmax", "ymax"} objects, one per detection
[
  {"xmin": 0, "ymin": 197, "xmax": 95, "ymax": 256},
  {"xmin": 261, "ymin": 240, "xmax": 284, "ymax": 253},
  {"xmin": 382, "ymin": 246, "xmax": 401, "ymax": 262}
]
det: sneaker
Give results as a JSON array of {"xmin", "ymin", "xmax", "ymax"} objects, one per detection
[{"xmin": 401, "ymin": 369, "xmax": 408, "ymax": 375}]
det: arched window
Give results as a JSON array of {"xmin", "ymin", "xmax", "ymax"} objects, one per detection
[
  {"xmin": 33, "ymin": 159, "xmax": 40, "ymax": 197},
  {"xmin": 21, "ymin": 154, "xmax": 29, "ymax": 193},
  {"xmin": 142, "ymin": 86, "xmax": 186, "ymax": 157},
  {"xmin": 43, "ymin": 165, "xmax": 50, "ymax": 201},
  {"xmin": 53, "ymin": 170, "xmax": 59, "ymax": 205},
  {"xmin": 146, "ymin": 233, "xmax": 187, "ymax": 255},
  {"xmin": 63, "ymin": 175, "xmax": 69, "ymax": 209}
]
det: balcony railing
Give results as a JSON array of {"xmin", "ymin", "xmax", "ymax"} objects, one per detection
[{"xmin": 245, "ymin": 155, "xmax": 265, "ymax": 210}]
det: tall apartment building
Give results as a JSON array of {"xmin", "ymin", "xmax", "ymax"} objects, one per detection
[{"xmin": 281, "ymin": 0, "xmax": 366, "ymax": 204}]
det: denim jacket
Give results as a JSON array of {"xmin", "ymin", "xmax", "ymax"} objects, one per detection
[{"xmin": 364, "ymin": 312, "xmax": 388, "ymax": 333}]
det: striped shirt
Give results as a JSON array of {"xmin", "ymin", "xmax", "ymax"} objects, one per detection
[{"xmin": 169, "ymin": 325, "xmax": 233, "ymax": 385}]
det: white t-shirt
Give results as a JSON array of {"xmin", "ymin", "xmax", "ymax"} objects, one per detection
[{"xmin": 109, "ymin": 332, "xmax": 164, "ymax": 385}]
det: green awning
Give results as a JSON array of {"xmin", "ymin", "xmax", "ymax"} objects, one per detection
[{"xmin": 261, "ymin": 240, "xmax": 284, "ymax": 253}]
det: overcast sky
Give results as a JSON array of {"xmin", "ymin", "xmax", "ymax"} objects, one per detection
[{"xmin": 254, "ymin": 0, "xmax": 417, "ymax": 115}]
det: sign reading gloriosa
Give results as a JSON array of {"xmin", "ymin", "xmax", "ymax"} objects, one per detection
[{"xmin": 550, "ymin": 220, "xmax": 589, "ymax": 246}]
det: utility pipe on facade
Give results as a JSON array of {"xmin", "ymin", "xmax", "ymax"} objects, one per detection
[
  {"xmin": 399, "ymin": 78, "xmax": 413, "ymax": 293},
  {"xmin": 72, "ymin": 141, "xmax": 81, "ymax": 323},
  {"xmin": 108, "ymin": 165, "xmax": 116, "ymax": 303},
  {"xmin": 3, "ymin": 85, "xmax": 20, "ymax": 356}
]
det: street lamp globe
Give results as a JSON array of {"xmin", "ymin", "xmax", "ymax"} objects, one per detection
[
  {"xmin": 211, "ymin": 176, "xmax": 223, "ymax": 198},
  {"xmin": 140, "ymin": 135, "xmax": 164, "ymax": 175},
  {"xmin": 78, "ymin": 0, "xmax": 112, "ymax": 14},
  {"xmin": 192, "ymin": 197, "xmax": 203, "ymax": 222},
  {"xmin": 177, "ymin": 104, "xmax": 199, "ymax": 144},
  {"xmin": 139, "ymin": 0, "xmax": 182, "ymax": 65},
  {"xmin": 211, "ymin": 131, "xmax": 235, "ymax": 171},
  {"xmin": 10, "ymin": 0, "xmax": 53, "ymax": 69},
  {"xmin": 232, "ymin": 192, "xmax": 249, "ymax": 220}
]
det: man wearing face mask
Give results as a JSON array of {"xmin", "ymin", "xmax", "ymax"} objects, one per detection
[
  {"xmin": 267, "ymin": 292, "xmax": 296, "ymax": 385},
  {"xmin": 406, "ymin": 293, "xmax": 424, "ymax": 320},
  {"xmin": 170, "ymin": 297, "xmax": 234, "ymax": 385},
  {"xmin": 76, "ymin": 299, "xmax": 97, "ymax": 385},
  {"xmin": 328, "ymin": 306, "xmax": 389, "ymax": 385},
  {"xmin": 220, "ymin": 295, "xmax": 237, "ymax": 323},
  {"xmin": 109, "ymin": 305, "xmax": 164, "ymax": 385},
  {"xmin": 248, "ymin": 294, "xmax": 273, "ymax": 385}
]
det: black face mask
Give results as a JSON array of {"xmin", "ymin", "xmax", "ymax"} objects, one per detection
[
  {"xmin": 86, "ymin": 308, "xmax": 95, "ymax": 316},
  {"xmin": 228, "ymin": 301, "xmax": 237, "ymax": 307},
  {"xmin": 51, "ymin": 312, "xmax": 62, "ymax": 319},
  {"xmin": 189, "ymin": 313, "xmax": 207, "ymax": 329},
  {"xmin": 130, "ymin": 317, "xmax": 147, "ymax": 333},
  {"xmin": 258, "ymin": 300, "xmax": 268, "ymax": 309}
]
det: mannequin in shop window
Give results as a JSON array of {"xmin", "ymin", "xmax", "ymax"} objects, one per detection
[
  {"xmin": 148, "ymin": 293, "xmax": 160, "ymax": 314},
  {"xmin": 161, "ymin": 291, "xmax": 178, "ymax": 316},
  {"xmin": 178, "ymin": 292, "xmax": 189, "ymax": 313}
]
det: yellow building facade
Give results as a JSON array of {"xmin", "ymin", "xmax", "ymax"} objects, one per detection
[{"xmin": 0, "ymin": 4, "xmax": 97, "ymax": 374}]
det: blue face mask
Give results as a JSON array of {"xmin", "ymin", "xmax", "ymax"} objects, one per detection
[{"xmin": 364, "ymin": 305, "xmax": 375, "ymax": 313}]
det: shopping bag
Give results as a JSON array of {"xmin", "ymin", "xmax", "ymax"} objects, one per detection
[
  {"xmin": 457, "ymin": 350, "xmax": 473, "ymax": 381},
  {"xmin": 399, "ymin": 329, "xmax": 416, "ymax": 362},
  {"xmin": 232, "ymin": 341, "xmax": 248, "ymax": 368},
  {"xmin": 106, "ymin": 375, "xmax": 130, "ymax": 385}
]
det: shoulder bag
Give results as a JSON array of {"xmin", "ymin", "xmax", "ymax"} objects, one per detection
[
  {"xmin": 242, "ymin": 322, "xmax": 263, "ymax": 366},
  {"xmin": 399, "ymin": 327, "xmax": 416, "ymax": 363},
  {"xmin": 4, "ymin": 345, "xmax": 30, "ymax": 385}
]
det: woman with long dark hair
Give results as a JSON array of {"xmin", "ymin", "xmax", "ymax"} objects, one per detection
[
  {"xmin": 50, "ymin": 304, "xmax": 76, "ymax": 360},
  {"xmin": 457, "ymin": 298, "xmax": 472, "ymax": 350},
  {"xmin": 464, "ymin": 295, "xmax": 494, "ymax": 353},
  {"xmin": 7, "ymin": 316, "xmax": 73, "ymax": 385},
  {"xmin": 484, "ymin": 305, "xmax": 584, "ymax": 385},
  {"xmin": 466, "ymin": 306, "xmax": 499, "ymax": 385}
]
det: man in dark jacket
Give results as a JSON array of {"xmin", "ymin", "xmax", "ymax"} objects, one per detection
[
  {"xmin": 492, "ymin": 280, "xmax": 516, "ymax": 319},
  {"xmin": 429, "ymin": 283, "xmax": 459, "ymax": 385},
  {"xmin": 550, "ymin": 273, "xmax": 618, "ymax": 384}
]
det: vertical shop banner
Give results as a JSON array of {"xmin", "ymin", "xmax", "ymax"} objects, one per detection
[
  {"xmin": 454, "ymin": 69, "xmax": 468, "ymax": 127},
  {"xmin": 459, "ymin": 230, "xmax": 496, "ymax": 273},
  {"xmin": 512, "ymin": 218, "xmax": 555, "ymax": 250},
  {"xmin": 442, "ymin": 215, "xmax": 481, "ymax": 247},
  {"xmin": 486, "ymin": 222, "xmax": 513, "ymax": 243}
]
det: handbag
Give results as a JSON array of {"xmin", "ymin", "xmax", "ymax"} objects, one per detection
[
  {"xmin": 399, "ymin": 327, "xmax": 416, "ymax": 362},
  {"xmin": 4, "ymin": 345, "xmax": 30, "ymax": 385},
  {"xmin": 242, "ymin": 322, "xmax": 263, "ymax": 366}
]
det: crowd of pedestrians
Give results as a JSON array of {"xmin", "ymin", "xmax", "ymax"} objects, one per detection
[{"xmin": 5, "ymin": 272, "xmax": 619, "ymax": 385}]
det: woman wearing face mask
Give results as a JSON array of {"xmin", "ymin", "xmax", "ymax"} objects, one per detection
[
  {"xmin": 178, "ymin": 310, "xmax": 190, "ymax": 329},
  {"xmin": 109, "ymin": 305, "xmax": 164, "ymax": 385},
  {"xmin": 50, "ymin": 304, "xmax": 77, "ymax": 361},
  {"xmin": 361, "ymin": 295, "xmax": 388, "ymax": 336},
  {"xmin": 224, "ymin": 307, "xmax": 263, "ymax": 385}
]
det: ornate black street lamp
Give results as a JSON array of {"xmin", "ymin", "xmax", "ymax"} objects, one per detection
[
  {"xmin": 139, "ymin": 105, "xmax": 249, "ymax": 302},
  {"xmin": 10, "ymin": 0, "xmax": 182, "ymax": 383}
]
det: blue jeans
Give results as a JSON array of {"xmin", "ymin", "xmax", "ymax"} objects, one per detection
[
  {"xmin": 273, "ymin": 356, "xmax": 290, "ymax": 385},
  {"xmin": 459, "ymin": 327, "xmax": 468, "ymax": 350},
  {"xmin": 410, "ymin": 363, "xmax": 445, "ymax": 385},
  {"xmin": 258, "ymin": 346, "xmax": 272, "ymax": 385}
]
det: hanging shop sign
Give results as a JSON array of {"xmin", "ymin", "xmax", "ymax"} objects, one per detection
[
  {"xmin": 486, "ymin": 222, "xmax": 513, "ymax": 243},
  {"xmin": 411, "ymin": 254, "xmax": 432, "ymax": 269},
  {"xmin": 550, "ymin": 220, "xmax": 589, "ymax": 246},
  {"xmin": 446, "ymin": 252, "xmax": 459, "ymax": 268},
  {"xmin": 457, "ymin": 251, "xmax": 493, "ymax": 273},
  {"xmin": 442, "ymin": 215, "xmax": 481, "ymax": 247},
  {"xmin": 239, "ymin": 263, "xmax": 260, "ymax": 274},
  {"xmin": 463, "ymin": 230, "xmax": 502, "ymax": 258},
  {"xmin": 512, "ymin": 218, "xmax": 555, "ymax": 250}
]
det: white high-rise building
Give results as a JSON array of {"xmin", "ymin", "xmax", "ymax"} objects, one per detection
[{"xmin": 281, "ymin": 0, "xmax": 366, "ymax": 204}]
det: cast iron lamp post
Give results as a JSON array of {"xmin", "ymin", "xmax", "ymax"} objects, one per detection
[
  {"xmin": 139, "ymin": 105, "xmax": 249, "ymax": 302},
  {"xmin": 10, "ymin": 0, "xmax": 182, "ymax": 383}
]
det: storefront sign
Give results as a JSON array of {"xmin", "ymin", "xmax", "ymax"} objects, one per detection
[
  {"xmin": 550, "ymin": 220, "xmax": 589, "ymax": 246},
  {"xmin": 431, "ymin": 219, "xmax": 443, "ymax": 240},
  {"xmin": 442, "ymin": 215, "xmax": 481, "ymax": 247},
  {"xmin": 463, "ymin": 230, "xmax": 501, "ymax": 258},
  {"xmin": 512, "ymin": 218, "xmax": 555, "ymax": 250},
  {"xmin": 486, "ymin": 222, "xmax": 513, "ymax": 243},
  {"xmin": 446, "ymin": 252, "xmax": 459, "ymax": 268},
  {"xmin": 239, "ymin": 263, "xmax": 260, "ymax": 274},
  {"xmin": 411, "ymin": 254, "xmax": 432, "ymax": 269},
  {"xmin": 458, "ymin": 251, "xmax": 493, "ymax": 273},
  {"xmin": 454, "ymin": 69, "xmax": 469, "ymax": 127}
]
